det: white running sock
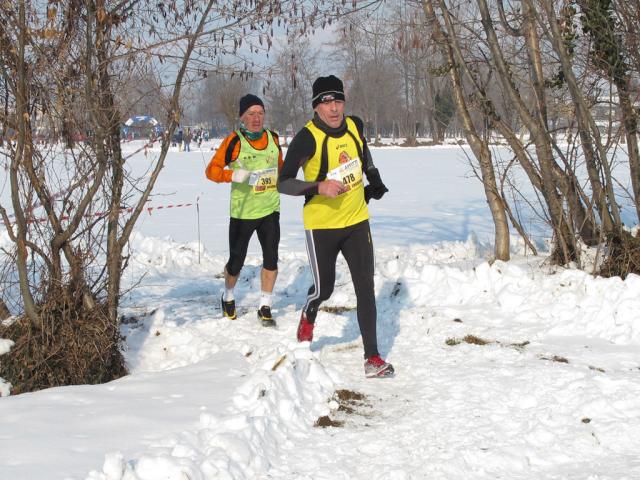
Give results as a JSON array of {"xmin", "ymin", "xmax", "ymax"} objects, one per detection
[
  {"xmin": 260, "ymin": 291, "xmax": 272, "ymax": 308},
  {"xmin": 224, "ymin": 288, "xmax": 235, "ymax": 302}
]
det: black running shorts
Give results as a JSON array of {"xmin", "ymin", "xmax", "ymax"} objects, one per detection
[{"xmin": 226, "ymin": 211, "xmax": 280, "ymax": 276}]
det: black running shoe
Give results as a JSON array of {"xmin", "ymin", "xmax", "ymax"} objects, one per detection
[
  {"xmin": 257, "ymin": 305, "xmax": 276, "ymax": 327},
  {"xmin": 221, "ymin": 295, "xmax": 237, "ymax": 320}
]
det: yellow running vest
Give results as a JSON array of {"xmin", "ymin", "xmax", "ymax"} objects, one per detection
[
  {"xmin": 302, "ymin": 117, "xmax": 369, "ymax": 229},
  {"xmin": 230, "ymin": 130, "xmax": 280, "ymax": 219}
]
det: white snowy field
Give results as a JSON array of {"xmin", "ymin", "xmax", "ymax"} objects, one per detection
[
  {"xmin": 2, "ymin": 142, "xmax": 640, "ymax": 479},
  {"xmin": 115, "ymin": 140, "xmax": 519, "ymax": 253}
]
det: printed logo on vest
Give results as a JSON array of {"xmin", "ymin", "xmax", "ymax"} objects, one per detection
[{"xmin": 339, "ymin": 151, "xmax": 351, "ymax": 164}]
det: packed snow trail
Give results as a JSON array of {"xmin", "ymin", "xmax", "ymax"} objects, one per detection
[
  {"xmin": 81, "ymin": 235, "xmax": 640, "ymax": 479},
  {"xmin": 3, "ymin": 143, "xmax": 640, "ymax": 479}
]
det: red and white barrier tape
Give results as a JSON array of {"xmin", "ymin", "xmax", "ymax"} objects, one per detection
[
  {"xmin": 4, "ymin": 202, "xmax": 194, "ymax": 226},
  {"xmin": 6, "ymin": 139, "xmax": 155, "ymax": 220}
]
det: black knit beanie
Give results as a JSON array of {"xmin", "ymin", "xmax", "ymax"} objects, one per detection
[
  {"xmin": 311, "ymin": 75, "xmax": 345, "ymax": 108},
  {"xmin": 239, "ymin": 94, "xmax": 265, "ymax": 116}
]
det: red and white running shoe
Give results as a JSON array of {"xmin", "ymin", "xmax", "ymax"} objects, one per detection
[
  {"xmin": 364, "ymin": 355, "xmax": 395, "ymax": 378},
  {"xmin": 296, "ymin": 312, "xmax": 315, "ymax": 342}
]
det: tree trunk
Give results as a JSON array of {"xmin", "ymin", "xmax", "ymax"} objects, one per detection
[
  {"xmin": 12, "ymin": 0, "xmax": 40, "ymax": 327},
  {"xmin": 615, "ymin": 86, "xmax": 640, "ymax": 222},
  {"xmin": 0, "ymin": 298, "xmax": 10, "ymax": 320},
  {"xmin": 423, "ymin": 0, "xmax": 510, "ymax": 260},
  {"xmin": 522, "ymin": 1, "xmax": 598, "ymax": 245},
  {"xmin": 539, "ymin": 0, "xmax": 620, "ymax": 235},
  {"xmin": 477, "ymin": 0, "xmax": 577, "ymax": 263},
  {"xmin": 106, "ymin": 0, "xmax": 218, "ymax": 323}
]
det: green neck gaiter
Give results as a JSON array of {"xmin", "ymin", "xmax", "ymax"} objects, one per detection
[{"xmin": 240, "ymin": 126, "xmax": 264, "ymax": 141}]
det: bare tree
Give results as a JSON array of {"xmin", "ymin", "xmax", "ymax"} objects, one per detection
[
  {"xmin": 118, "ymin": 70, "xmax": 171, "ymax": 125},
  {"xmin": 390, "ymin": 2, "xmax": 432, "ymax": 145},
  {"xmin": 264, "ymin": 34, "xmax": 319, "ymax": 141},
  {"xmin": 420, "ymin": 0, "xmax": 640, "ymax": 270},
  {"xmin": 335, "ymin": 10, "xmax": 401, "ymax": 141},
  {"xmin": 199, "ymin": 71, "xmax": 259, "ymax": 131},
  {"xmin": 575, "ymin": 0, "xmax": 639, "ymax": 221},
  {"xmin": 422, "ymin": 0, "xmax": 511, "ymax": 261},
  {"xmin": 0, "ymin": 0, "xmax": 364, "ymax": 394}
]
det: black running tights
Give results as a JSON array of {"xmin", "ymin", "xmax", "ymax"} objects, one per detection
[{"xmin": 303, "ymin": 220, "xmax": 378, "ymax": 359}]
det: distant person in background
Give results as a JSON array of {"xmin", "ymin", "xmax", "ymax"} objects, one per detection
[
  {"xmin": 278, "ymin": 75, "xmax": 393, "ymax": 378},
  {"xmin": 205, "ymin": 94, "xmax": 283, "ymax": 327},
  {"xmin": 184, "ymin": 129, "xmax": 192, "ymax": 152},
  {"xmin": 177, "ymin": 129, "xmax": 184, "ymax": 151}
]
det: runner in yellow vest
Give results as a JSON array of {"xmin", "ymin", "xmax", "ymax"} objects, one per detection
[
  {"xmin": 278, "ymin": 75, "xmax": 394, "ymax": 378},
  {"xmin": 205, "ymin": 94, "xmax": 283, "ymax": 327}
]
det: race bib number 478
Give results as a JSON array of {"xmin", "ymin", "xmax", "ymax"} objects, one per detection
[{"xmin": 326, "ymin": 158, "xmax": 363, "ymax": 192}]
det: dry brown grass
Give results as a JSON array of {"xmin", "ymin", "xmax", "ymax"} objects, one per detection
[
  {"xmin": 0, "ymin": 294, "xmax": 126, "ymax": 395},
  {"xmin": 599, "ymin": 231, "xmax": 640, "ymax": 279},
  {"xmin": 446, "ymin": 334, "xmax": 493, "ymax": 346}
]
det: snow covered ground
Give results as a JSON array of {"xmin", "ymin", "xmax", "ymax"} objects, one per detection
[{"xmin": 2, "ymin": 142, "xmax": 640, "ymax": 479}]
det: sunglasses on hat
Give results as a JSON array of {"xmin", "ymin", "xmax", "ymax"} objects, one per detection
[{"xmin": 320, "ymin": 93, "xmax": 339, "ymax": 103}]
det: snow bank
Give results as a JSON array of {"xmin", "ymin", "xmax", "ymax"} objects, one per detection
[
  {"xmin": 0, "ymin": 339, "xmax": 14, "ymax": 397},
  {"xmin": 87, "ymin": 344, "xmax": 337, "ymax": 480},
  {"xmin": 0, "ymin": 338, "xmax": 13, "ymax": 356},
  {"xmin": 3, "ymin": 230, "xmax": 640, "ymax": 479},
  {"xmin": 128, "ymin": 232, "xmax": 216, "ymax": 275},
  {"xmin": 122, "ymin": 231, "xmax": 640, "ymax": 347},
  {"xmin": 0, "ymin": 379, "xmax": 11, "ymax": 398},
  {"xmin": 377, "ymin": 253, "xmax": 640, "ymax": 344}
]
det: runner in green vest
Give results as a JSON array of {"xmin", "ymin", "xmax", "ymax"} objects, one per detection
[{"xmin": 205, "ymin": 95, "xmax": 283, "ymax": 327}]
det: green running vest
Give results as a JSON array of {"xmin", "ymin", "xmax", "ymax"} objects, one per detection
[{"xmin": 230, "ymin": 130, "xmax": 280, "ymax": 219}]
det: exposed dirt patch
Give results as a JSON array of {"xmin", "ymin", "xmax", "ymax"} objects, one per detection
[
  {"xmin": 314, "ymin": 415, "xmax": 344, "ymax": 428},
  {"xmin": 446, "ymin": 334, "xmax": 492, "ymax": 346},
  {"xmin": 463, "ymin": 334, "xmax": 491, "ymax": 345},
  {"xmin": 446, "ymin": 335, "xmax": 530, "ymax": 351},
  {"xmin": 320, "ymin": 306, "xmax": 356, "ymax": 314},
  {"xmin": 315, "ymin": 389, "xmax": 371, "ymax": 427},
  {"xmin": 540, "ymin": 355, "xmax": 569, "ymax": 364},
  {"xmin": 336, "ymin": 389, "xmax": 366, "ymax": 402},
  {"xmin": 120, "ymin": 308, "xmax": 156, "ymax": 327},
  {"xmin": 335, "ymin": 389, "xmax": 371, "ymax": 414}
]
